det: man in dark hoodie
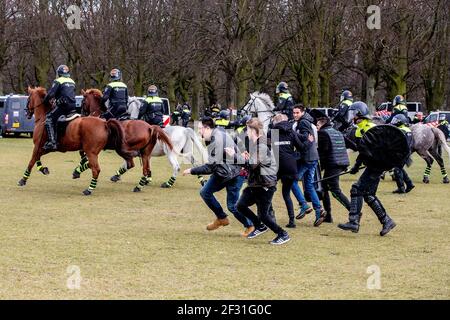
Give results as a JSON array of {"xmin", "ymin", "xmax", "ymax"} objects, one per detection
[
  {"xmin": 316, "ymin": 117, "xmax": 351, "ymax": 223},
  {"xmin": 291, "ymin": 104, "xmax": 327, "ymax": 226},
  {"xmin": 271, "ymin": 114, "xmax": 314, "ymax": 228},
  {"xmin": 183, "ymin": 117, "xmax": 254, "ymax": 236}
]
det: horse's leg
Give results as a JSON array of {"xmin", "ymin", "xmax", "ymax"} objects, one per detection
[
  {"xmin": 133, "ymin": 152, "xmax": 152, "ymax": 192},
  {"xmin": 35, "ymin": 158, "xmax": 50, "ymax": 175},
  {"xmin": 72, "ymin": 151, "xmax": 89, "ymax": 179},
  {"xmin": 429, "ymin": 148, "xmax": 449, "ymax": 184},
  {"xmin": 111, "ymin": 160, "xmax": 131, "ymax": 182},
  {"xmin": 161, "ymin": 150, "xmax": 180, "ymax": 188},
  {"xmin": 82, "ymin": 152, "xmax": 100, "ymax": 196},
  {"xmin": 421, "ymin": 153, "xmax": 434, "ymax": 184},
  {"xmin": 18, "ymin": 144, "xmax": 42, "ymax": 186}
]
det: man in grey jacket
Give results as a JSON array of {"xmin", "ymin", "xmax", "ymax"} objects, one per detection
[{"xmin": 183, "ymin": 117, "xmax": 254, "ymax": 236}]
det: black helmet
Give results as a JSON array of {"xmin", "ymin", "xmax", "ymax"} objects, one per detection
[
  {"xmin": 276, "ymin": 81, "xmax": 289, "ymax": 94},
  {"xmin": 340, "ymin": 90, "xmax": 353, "ymax": 102},
  {"xmin": 219, "ymin": 109, "xmax": 230, "ymax": 120},
  {"xmin": 57, "ymin": 65, "xmax": 70, "ymax": 77},
  {"xmin": 348, "ymin": 101, "xmax": 371, "ymax": 119},
  {"xmin": 240, "ymin": 114, "xmax": 252, "ymax": 126},
  {"xmin": 439, "ymin": 113, "xmax": 447, "ymax": 121},
  {"xmin": 390, "ymin": 114, "xmax": 408, "ymax": 127},
  {"xmin": 110, "ymin": 68, "xmax": 122, "ymax": 81},
  {"xmin": 393, "ymin": 95, "xmax": 406, "ymax": 107}
]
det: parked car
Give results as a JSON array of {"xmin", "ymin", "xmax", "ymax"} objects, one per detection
[
  {"xmin": 423, "ymin": 111, "xmax": 450, "ymax": 127},
  {"xmin": 75, "ymin": 95, "xmax": 83, "ymax": 114},
  {"xmin": 375, "ymin": 101, "xmax": 423, "ymax": 121},
  {"xmin": 0, "ymin": 94, "xmax": 34, "ymax": 137},
  {"xmin": 134, "ymin": 96, "xmax": 171, "ymax": 127}
]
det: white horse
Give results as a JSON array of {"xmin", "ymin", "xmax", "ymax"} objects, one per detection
[
  {"xmin": 111, "ymin": 98, "xmax": 208, "ymax": 188},
  {"xmin": 241, "ymin": 92, "xmax": 276, "ymax": 133}
]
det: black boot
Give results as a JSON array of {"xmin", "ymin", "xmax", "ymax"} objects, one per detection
[
  {"xmin": 392, "ymin": 188, "xmax": 406, "ymax": 194},
  {"xmin": 43, "ymin": 119, "xmax": 57, "ymax": 151},
  {"xmin": 338, "ymin": 194, "xmax": 363, "ymax": 233},
  {"xmin": 366, "ymin": 195, "xmax": 396, "ymax": 236},
  {"xmin": 324, "ymin": 212, "xmax": 333, "ymax": 223}
]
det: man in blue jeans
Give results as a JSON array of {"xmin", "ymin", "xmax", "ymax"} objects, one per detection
[
  {"xmin": 291, "ymin": 105, "xmax": 326, "ymax": 226},
  {"xmin": 183, "ymin": 117, "xmax": 254, "ymax": 236}
]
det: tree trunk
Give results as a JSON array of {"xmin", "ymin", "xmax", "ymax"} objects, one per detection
[{"xmin": 366, "ymin": 73, "xmax": 376, "ymax": 112}]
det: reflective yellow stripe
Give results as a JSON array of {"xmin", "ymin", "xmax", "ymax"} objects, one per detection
[
  {"xmin": 55, "ymin": 77, "xmax": 75, "ymax": 84},
  {"xmin": 108, "ymin": 81, "xmax": 127, "ymax": 88},
  {"xmin": 342, "ymin": 100, "xmax": 352, "ymax": 106},
  {"xmin": 355, "ymin": 119, "xmax": 376, "ymax": 137},
  {"xmin": 215, "ymin": 119, "xmax": 230, "ymax": 126},
  {"xmin": 145, "ymin": 96, "xmax": 163, "ymax": 103},
  {"xmin": 399, "ymin": 125, "xmax": 411, "ymax": 133},
  {"xmin": 279, "ymin": 93, "xmax": 291, "ymax": 99}
]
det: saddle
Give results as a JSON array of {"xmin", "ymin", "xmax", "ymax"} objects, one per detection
[{"xmin": 57, "ymin": 113, "xmax": 81, "ymax": 137}]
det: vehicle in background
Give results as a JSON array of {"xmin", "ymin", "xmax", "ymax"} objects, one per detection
[
  {"xmin": 375, "ymin": 101, "xmax": 423, "ymax": 122},
  {"xmin": 314, "ymin": 107, "xmax": 338, "ymax": 119},
  {"xmin": 75, "ymin": 96, "xmax": 83, "ymax": 114},
  {"xmin": 423, "ymin": 111, "xmax": 450, "ymax": 129},
  {"xmin": 134, "ymin": 96, "xmax": 171, "ymax": 127},
  {"xmin": 0, "ymin": 94, "xmax": 34, "ymax": 137}
]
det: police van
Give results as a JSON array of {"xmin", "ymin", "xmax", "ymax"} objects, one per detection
[
  {"xmin": 134, "ymin": 96, "xmax": 171, "ymax": 127},
  {"xmin": 75, "ymin": 95, "xmax": 83, "ymax": 114},
  {"xmin": 375, "ymin": 101, "xmax": 423, "ymax": 121},
  {"xmin": 423, "ymin": 111, "xmax": 450, "ymax": 128},
  {"xmin": 0, "ymin": 94, "xmax": 34, "ymax": 137}
]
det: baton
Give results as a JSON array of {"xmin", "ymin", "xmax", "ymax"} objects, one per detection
[{"xmin": 313, "ymin": 166, "xmax": 367, "ymax": 184}]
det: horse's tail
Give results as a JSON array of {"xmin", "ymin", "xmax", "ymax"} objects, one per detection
[
  {"xmin": 149, "ymin": 126, "xmax": 173, "ymax": 152},
  {"xmin": 106, "ymin": 119, "xmax": 138, "ymax": 160},
  {"xmin": 431, "ymin": 127, "xmax": 450, "ymax": 165},
  {"xmin": 185, "ymin": 127, "xmax": 208, "ymax": 164}
]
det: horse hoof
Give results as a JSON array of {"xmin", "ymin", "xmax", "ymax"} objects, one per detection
[
  {"xmin": 160, "ymin": 182, "xmax": 172, "ymax": 188},
  {"xmin": 133, "ymin": 187, "xmax": 141, "ymax": 192},
  {"xmin": 443, "ymin": 177, "xmax": 449, "ymax": 184},
  {"xmin": 18, "ymin": 179, "xmax": 27, "ymax": 186},
  {"xmin": 423, "ymin": 177, "xmax": 430, "ymax": 184},
  {"xmin": 40, "ymin": 167, "xmax": 50, "ymax": 175},
  {"xmin": 110, "ymin": 175, "xmax": 121, "ymax": 182},
  {"xmin": 72, "ymin": 171, "xmax": 80, "ymax": 179},
  {"xmin": 82, "ymin": 189, "xmax": 92, "ymax": 196}
]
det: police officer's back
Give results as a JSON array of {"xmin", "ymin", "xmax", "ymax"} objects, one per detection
[
  {"xmin": 215, "ymin": 110, "xmax": 231, "ymax": 129},
  {"xmin": 139, "ymin": 85, "xmax": 165, "ymax": 127},
  {"xmin": 43, "ymin": 64, "xmax": 76, "ymax": 151},
  {"xmin": 101, "ymin": 68, "xmax": 129, "ymax": 120},
  {"xmin": 333, "ymin": 90, "xmax": 353, "ymax": 131}
]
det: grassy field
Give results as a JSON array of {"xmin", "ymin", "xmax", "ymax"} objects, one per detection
[{"xmin": 0, "ymin": 137, "xmax": 449, "ymax": 299}]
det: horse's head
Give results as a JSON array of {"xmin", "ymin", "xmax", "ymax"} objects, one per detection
[
  {"xmin": 240, "ymin": 92, "xmax": 276, "ymax": 133},
  {"xmin": 81, "ymin": 88, "xmax": 104, "ymax": 117},
  {"xmin": 26, "ymin": 86, "xmax": 47, "ymax": 119}
]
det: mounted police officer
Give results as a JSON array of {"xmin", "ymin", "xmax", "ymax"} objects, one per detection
[
  {"xmin": 101, "ymin": 68, "xmax": 129, "ymax": 120},
  {"xmin": 139, "ymin": 85, "xmax": 165, "ymax": 127},
  {"xmin": 215, "ymin": 109, "xmax": 231, "ymax": 129},
  {"xmin": 390, "ymin": 114, "xmax": 415, "ymax": 194},
  {"xmin": 332, "ymin": 90, "xmax": 353, "ymax": 131},
  {"xmin": 386, "ymin": 95, "xmax": 408, "ymax": 124},
  {"xmin": 338, "ymin": 101, "xmax": 397, "ymax": 236},
  {"xmin": 43, "ymin": 64, "xmax": 77, "ymax": 151},
  {"xmin": 274, "ymin": 81, "xmax": 295, "ymax": 120}
]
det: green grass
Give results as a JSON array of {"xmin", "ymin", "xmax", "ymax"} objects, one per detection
[{"xmin": 0, "ymin": 137, "xmax": 449, "ymax": 299}]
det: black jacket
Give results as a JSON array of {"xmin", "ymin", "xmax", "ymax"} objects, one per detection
[
  {"xmin": 102, "ymin": 81, "xmax": 128, "ymax": 117},
  {"xmin": 293, "ymin": 112, "xmax": 319, "ymax": 163},
  {"xmin": 271, "ymin": 121, "xmax": 304, "ymax": 179},
  {"xmin": 43, "ymin": 77, "xmax": 76, "ymax": 112},
  {"xmin": 318, "ymin": 122, "xmax": 350, "ymax": 170},
  {"xmin": 190, "ymin": 128, "xmax": 241, "ymax": 182}
]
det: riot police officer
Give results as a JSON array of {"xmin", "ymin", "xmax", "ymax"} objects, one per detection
[
  {"xmin": 274, "ymin": 81, "xmax": 295, "ymax": 120},
  {"xmin": 139, "ymin": 85, "xmax": 165, "ymax": 127},
  {"xmin": 386, "ymin": 95, "xmax": 408, "ymax": 124},
  {"xmin": 215, "ymin": 109, "xmax": 231, "ymax": 129},
  {"xmin": 101, "ymin": 68, "xmax": 129, "ymax": 120},
  {"xmin": 332, "ymin": 90, "xmax": 353, "ymax": 131},
  {"xmin": 43, "ymin": 64, "xmax": 77, "ymax": 151},
  {"xmin": 181, "ymin": 102, "xmax": 192, "ymax": 127}
]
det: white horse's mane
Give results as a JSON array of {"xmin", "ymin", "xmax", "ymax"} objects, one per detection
[{"xmin": 251, "ymin": 91, "xmax": 275, "ymax": 109}]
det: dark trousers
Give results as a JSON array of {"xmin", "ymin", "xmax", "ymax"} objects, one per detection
[
  {"xmin": 199, "ymin": 174, "xmax": 251, "ymax": 227},
  {"xmin": 393, "ymin": 167, "xmax": 413, "ymax": 190},
  {"xmin": 237, "ymin": 186, "xmax": 284, "ymax": 235},
  {"xmin": 280, "ymin": 177, "xmax": 295, "ymax": 221},
  {"xmin": 322, "ymin": 167, "xmax": 350, "ymax": 215}
]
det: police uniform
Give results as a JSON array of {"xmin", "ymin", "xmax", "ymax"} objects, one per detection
[
  {"xmin": 333, "ymin": 99, "xmax": 353, "ymax": 131},
  {"xmin": 101, "ymin": 80, "xmax": 129, "ymax": 120},
  {"xmin": 275, "ymin": 92, "xmax": 295, "ymax": 120},
  {"xmin": 43, "ymin": 68, "xmax": 77, "ymax": 151},
  {"xmin": 139, "ymin": 95, "xmax": 165, "ymax": 127},
  {"xmin": 181, "ymin": 103, "xmax": 191, "ymax": 127}
]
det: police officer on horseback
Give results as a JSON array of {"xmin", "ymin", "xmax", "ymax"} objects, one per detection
[
  {"xmin": 386, "ymin": 95, "xmax": 408, "ymax": 124},
  {"xmin": 139, "ymin": 85, "xmax": 165, "ymax": 127},
  {"xmin": 101, "ymin": 68, "xmax": 129, "ymax": 120},
  {"xmin": 274, "ymin": 81, "xmax": 295, "ymax": 120},
  {"xmin": 43, "ymin": 64, "xmax": 77, "ymax": 151},
  {"xmin": 338, "ymin": 101, "xmax": 397, "ymax": 236},
  {"xmin": 332, "ymin": 90, "xmax": 353, "ymax": 131},
  {"xmin": 390, "ymin": 114, "xmax": 415, "ymax": 194}
]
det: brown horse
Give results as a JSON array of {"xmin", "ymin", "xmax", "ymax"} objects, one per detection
[
  {"xmin": 76, "ymin": 88, "xmax": 174, "ymax": 192},
  {"xmin": 20, "ymin": 86, "xmax": 136, "ymax": 195}
]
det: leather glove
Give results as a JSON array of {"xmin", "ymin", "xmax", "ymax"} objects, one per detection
[{"xmin": 349, "ymin": 166, "xmax": 360, "ymax": 175}]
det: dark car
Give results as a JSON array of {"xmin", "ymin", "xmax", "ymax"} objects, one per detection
[{"xmin": 0, "ymin": 94, "xmax": 34, "ymax": 137}]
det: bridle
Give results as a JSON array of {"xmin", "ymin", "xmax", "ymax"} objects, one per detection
[{"xmin": 25, "ymin": 96, "xmax": 46, "ymax": 119}]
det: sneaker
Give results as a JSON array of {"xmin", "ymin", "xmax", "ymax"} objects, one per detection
[
  {"xmin": 270, "ymin": 232, "xmax": 291, "ymax": 245},
  {"xmin": 313, "ymin": 209, "xmax": 327, "ymax": 227},
  {"xmin": 247, "ymin": 225, "xmax": 269, "ymax": 239},
  {"xmin": 241, "ymin": 226, "xmax": 255, "ymax": 237},
  {"xmin": 296, "ymin": 204, "xmax": 313, "ymax": 220}
]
